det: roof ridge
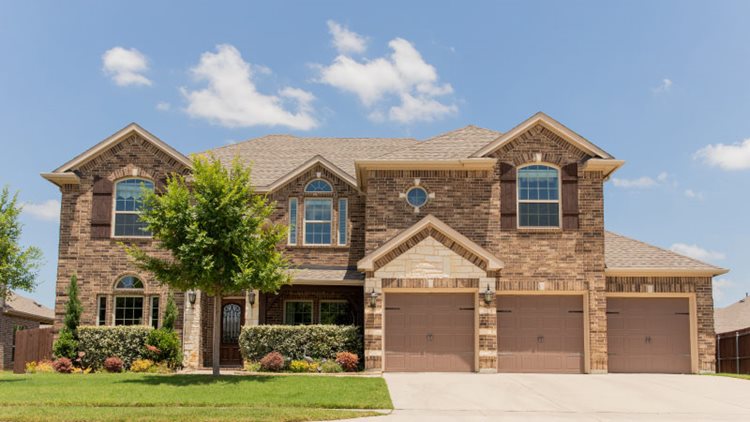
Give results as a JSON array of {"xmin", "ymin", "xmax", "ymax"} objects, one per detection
[
  {"xmin": 425, "ymin": 124, "xmax": 501, "ymax": 141},
  {"xmin": 605, "ymin": 230, "xmax": 722, "ymax": 269}
]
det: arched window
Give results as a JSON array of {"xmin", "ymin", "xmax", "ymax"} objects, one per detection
[
  {"xmin": 304, "ymin": 179, "xmax": 333, "ymax": 193},
  {"xmin": 113, "ymin": 276, "xmax": 145, "ymax": 326},
  {"xmin": 114, "ymin": 178, "xmax": 154, "ymax": 237},
  {"xmin": 517, "ymin": 164, "xmax": 560, "ymax": 228},
  {"xmin": 115, "ymin": 275, "xmax": 144, "ymax": 289}
]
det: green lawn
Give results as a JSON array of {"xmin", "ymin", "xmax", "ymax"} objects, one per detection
[
  {"xmin": 712, "ymin": 373, "xmax": 750, "ymax": 381},
  {"xmin": 0, "ymin": 372, "xmax": 392, "ymax": 421}
]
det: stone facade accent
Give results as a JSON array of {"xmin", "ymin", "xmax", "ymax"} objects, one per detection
[{"xmin": 376, "ymin": 237, "xmax": 486, "ymax": 279}]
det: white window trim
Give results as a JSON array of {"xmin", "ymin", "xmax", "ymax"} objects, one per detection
[
  {"xmin": 111, "ymin": 177, "xmax": 155, "ymax": 239},
  {"xmin": 303, "ymin": 198, "xmax": 333, "ymax": 246},
  {"xmin": 150, "ymin": 295, "xmax": 160, "ymax": 328},
  {"xmin": 338, "ymin": 198, "xmax": 348, "ymax": 246},
  {"xmin": 283, "ymin": 300, "xmax": 314, "ymax": 325},
  {"xmin": 288, "ymin": 197, "xmax": 298, "ymax": 246},
  {"xmin": 304, "ymin": 178, "xmax": 334, "ymax": 193},
  {"xmin": 96, "ymin": 295, "xmax": 107, "ymax": 326},
  {"xmin": 319, "ymin": 299, "xmax": 349, "ymax": 324},
  {"xmin": 516, "ymin": 163, "xmax": 562, "ymax": 229},
  {"xmin": 113, "ymin": 295, "xmax": 145, "ymax": 326}
]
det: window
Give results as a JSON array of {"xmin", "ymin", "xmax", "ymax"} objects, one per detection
[
  {"xmin": 288, "ymin": 198, "xmax": 298, "ymax": 245},
  {"xmin": 114, "ymin": 178, "xmax": 154, "ymax": 237},
  {"xmin": 11, "ymin": 325, "xmax": 24, "ymax": 362},
  {"xmin": 406, "ymin": 187, "xmax": 428, "ymax": 208},
  {"xmin": 305, "ymin": 179, "xmax": 333, "ymax": 193},
  {"xmin": 320, "ymin": 301, "xmax": 353, "ymax": 325},
  {"xmin": 115, "ymin": 276, "xmax": 144, "ymax": 289},
  {"xmin": 304, "ymin": 199, "xmax": 332, "ymax": 245},
  {"xmin": 517, "ymin": 165, "xmax": 560, "ymax": 228},
  {"xmin": 114, "ymin": 297, "xmax": 144, "ymax": 325},
  {"xmin": 338, "ymin": 198, "xmax": 347, "ymax": 246},
  {"xmin": 284, "ymin": 301, "xmax": 312, "ymax": 325},
  {"xmin": 150, "ymin": 296, "xmax": 160, "ymax": 328},
  {"xmin": 97, "ymin": 296, "xmax": 107, "ymax": 326}
]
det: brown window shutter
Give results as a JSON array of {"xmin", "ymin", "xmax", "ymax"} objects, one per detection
[
  {"xmin": 499, "ymin": 162, "xmax": 517, "ymax": 230},
  {"xmin": 561, "ymin": 163, "xmax": 579, "ymax": 230},
  {"xmin": 91, "ymin": 176, "xmax": 113, "ymax": 238}
]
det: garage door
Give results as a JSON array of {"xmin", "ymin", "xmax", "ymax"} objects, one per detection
[
  {"xmin": 384, "ymin": 293, "xmax": 474, "ymax": 372},
  {"xmin": 497, "ymin": 295, "xmax": 584, "ymax": 373},
  {"xmin": 607, "ymin": 297, "xmax": 691, "ymax": 373}
]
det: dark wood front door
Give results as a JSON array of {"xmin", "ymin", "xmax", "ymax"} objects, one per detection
[{"xmin": 220, "ymin": 299, "xmax": 245, "ymax": 366}]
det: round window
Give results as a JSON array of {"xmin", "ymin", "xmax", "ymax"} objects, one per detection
[{"xmin": 406, "ymin": 187, "xmax": 428, "ymax": 208}]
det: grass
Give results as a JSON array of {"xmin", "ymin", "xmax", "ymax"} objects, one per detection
[
  {"xmin": 711, "ymin": 373, "xmax": 750, "ymax": 381},
  {"xmin": 0, "ymin": 372, "xmax": 392, "ymax": 421}
]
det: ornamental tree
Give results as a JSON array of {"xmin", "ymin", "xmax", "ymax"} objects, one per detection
[
  {"xmin": 0, "ymin": 186, "xmax": 42, "ymax": 300},
  {"xmin": 126, "ymin": 155, "xmax": 291, "ymax": 375}
]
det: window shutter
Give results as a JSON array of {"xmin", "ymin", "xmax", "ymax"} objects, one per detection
[
  {"xmin": 561, "ymin": 163, "xmax": 579, "ymax": 230},
  {"xmin": 155, "ymin": 176, "xmax": 168, "ymax": 194},
  {"xmin": 500, "ymin": 162, "xmax": 517, "ymax": 230},
  {"xmin": 91, "ymin": 176, "xmax": 113, "ymax": 238}
]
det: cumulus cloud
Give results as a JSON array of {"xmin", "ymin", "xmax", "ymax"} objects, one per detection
[
  {"xmin": 181, "ymin": 44, "xmax": 317, "ymax": 130},
  {"xmin": 612, "ymin": 171, "xmax": 671, "ymax": 189},
  {"xmin": 22, "ymin": 200, "xmax": 60, "ymax": 222},
  {"xmin": 652, "ymin": 78, "xmax": 673, "ymax": 94},
  {"xmin": 695, "ymin": 138, "xmax": 750, "ymax": 170},
  {"xmin": 327, "ymin": 20, "xmax": 367, "ymax": 54},
  {"xmin": 156, "ymin": 102, "xmax": 171, "ymax": 111},
  {"xmin": 670, "ymin": 243, "xmax": 726, "ymax": 262},
  {"xmin": 316, "ymin": 23, "xmax": 457, "ymax": 123},
  {"xmin": 713, "ymin": 278, "xmax": 733, "ymax": 302},
  {"xmin": 102, "ymin": 47, "xmax": 152, "ymax": 86}
]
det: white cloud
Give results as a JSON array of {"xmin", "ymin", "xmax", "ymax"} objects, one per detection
[
  {"xmin": 713, "ymin": 278, "xmax": 733, "ymax": 302},
  {"xmin": 652, "ymin": 78, "xmax": 673, "ymax": 94},
  {"xmin": 156, "ymin": 102, "xmax": 171, "ymax": 111},
  {"xmin": 102, "ymin": 47, "xmax": 152, "ymax": 86},
  {"xmin": 22, "ymin": 200, "xmax": 60, "ymax": 222},
  {"xmin": 670, "ymin": 243, "xmax": 726, "ymax": 262},
  {"xmin": 181, "ymin": 44, "xmax": 317, "ymax": 130},
  {"xmin": 327, "ymin": 20, "xmax": 367, "ymax": 54},
  {"xmin": 316, "ymin": 26, "xmax": 457, "ymax": 124},
  {"xmin": 695, "ymin": 138, "xmax": 750, "ymax": 170},
  {"xmin": 684, "ymin": 189, "xmax": 704, "ymax": 200},
  {"xmin": 612, "ymin": 171, "xmax": 672, "ymax": 189}
]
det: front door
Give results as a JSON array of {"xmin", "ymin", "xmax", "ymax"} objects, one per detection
[{"xmin": 220, "ymin": 299, "xmax": 245, "ymax": 366}]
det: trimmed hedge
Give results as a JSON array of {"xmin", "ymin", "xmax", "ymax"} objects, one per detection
[
  {"xmin": 239, "ymin": 325, "xmax": 362, "ymax": 361},
  {"xmin": 77, "ymin": 326, "xmax": 152, "ymax": 369}
]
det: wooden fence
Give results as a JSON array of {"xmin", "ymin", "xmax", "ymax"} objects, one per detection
[
  {"xmin": 716, "ymin": 328, "xmax": 750, "ymax": 374},
  {"xmin": 12, "ymin": 327, "xmax": 54, "ymax": 374}
]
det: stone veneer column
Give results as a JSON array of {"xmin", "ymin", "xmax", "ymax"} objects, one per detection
[
  {"xmin": 245, "ymin": 289, "xmax": 260, "ymax": 326},
  {"xmin": 478, "ymin": 277, "xmax": 498, "ymax": 373},
  {"xmin": 181, "ymin": 290, "xmax": 203, "ymax": 369},
  {"xmin": 364, "ymin": 277, "xmax": 383, "ymax": 372}
]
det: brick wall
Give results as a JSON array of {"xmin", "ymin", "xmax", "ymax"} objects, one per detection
[{"xmin": 0, "ymin": 314, "xmax": 42, "ymax": 370}]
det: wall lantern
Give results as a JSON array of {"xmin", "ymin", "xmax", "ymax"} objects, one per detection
[
  {"xmin": 187, "ymin": 290, "xmax": 197, "ymax": 305},
  {"xmin": 248, "ymin": 290, "xmax": 256, "ymax": 306},
  {"xmin": 482, "ymin": 285, "xmax": 493, "ymax": 305},
  {"xmin": 368, "ymin": 288, "xmax": 380, "ymax": 308}
]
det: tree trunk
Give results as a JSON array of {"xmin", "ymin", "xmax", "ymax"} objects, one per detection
[{"xmin": 212, "ymin": 293, "xmax": 222, "ymax": 376}]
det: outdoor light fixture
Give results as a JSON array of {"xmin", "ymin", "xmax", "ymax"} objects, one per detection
[
  {"xmin": 368, "ymin": 288, "xmax": 379, "ymax": 308},
  {"xmin": 188, "ymin": 290, "xmax": 197, "ymax": 305},
  {"xmin": 248, "ymin": 290, "xmax": 256, "ymax": 306},
  {"xmin": 483, "ymin": 285, "xmax": 493, "ymax": 305}
]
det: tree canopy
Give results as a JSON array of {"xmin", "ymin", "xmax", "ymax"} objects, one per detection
[{"xmin": 0, "ymin": 186, "xmax": 42, "ymax": 300}]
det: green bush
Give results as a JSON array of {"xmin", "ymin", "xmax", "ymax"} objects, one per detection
[
  {"xmin": 77, "ymin": 326, "xmax": 152, "ymax": 370},
  {"xmin": 52, "ymin": 329, "xmax": 78, "ymax": 360},
  {"xmin": 146, "ymin": 328, "xmax": 183, "ymax": 368},
  {"xmin": 238, "ymin": 325, "xmax": 362, "ymax": 362},
  {"xmin": 320, "ymin": 360, "xmax": 343, "ymax": 373},
  {"xmin": 162, "ymin": 293, "xmax": 178, "ymax": 331}
]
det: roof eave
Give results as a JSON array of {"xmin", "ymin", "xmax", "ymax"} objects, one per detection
[
  {"xmin": 355, "ymin": 158, "xmax": 496, "ymax": 190},
  {"xmin": 583, "ymin": 159, "xmax": 626, "ymax": 180},
  {"xmin": 605, "ymin": 267, "xmax": 729, "ymax": 277},
  {"xmin": 40, "ymin": 172, "xmax": 81, "ymax": 187}
]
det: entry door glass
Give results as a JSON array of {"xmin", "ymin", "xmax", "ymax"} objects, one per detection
[{"xmin": 222, "ymin": 303, "xmax": 242, "ymax": 343}]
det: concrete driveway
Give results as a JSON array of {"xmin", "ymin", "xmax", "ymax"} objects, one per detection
[{"xmin": 352, "ymin": 373, "xmax": 750, "ymax": 421}]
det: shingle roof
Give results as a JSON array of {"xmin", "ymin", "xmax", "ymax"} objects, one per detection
[
  {"xmin": 715, "ymin": 297, "xmax": 750, "ymax": 334},
  {"xmin": 376, "ymin": 125, "xmax": 502, "ymax": 160},
  {"xmin": 604, "ymin": 231, "xmax": 725, "ymax": 272},
  {"xmin": 290, "ymin": 266, "xmax": 364, "ymax": 282},
  {"xmin": 204, "ymin": 135, "xmax": 418, "ymax": 188},
  {"xmin": 2, "ymin": 292, "xmax": 54, "ymax": 322}
]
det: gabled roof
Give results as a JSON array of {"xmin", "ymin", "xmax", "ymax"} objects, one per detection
[
  {"xmin": 376, "ymin": 125, "xmax": 502, "ymax": 160},
  {"xmin": 471, "ymin": 112, "xmax": 614, "ymax": 159},
  {"xmin": 604, "ymin": 231, "xmax": 728, "ymax": 277},
  {"xmin": 715, "ymin": 296, "xmax": 750, "ymax": 334},
  {"xmin": 253, "ymin": 155, "xmax": 358, "ymax": 193},
  {"xmin": 358, "ymin": 214, "xmax": 504, "ymax": 272},
  {"xmin": 2, "ymin": 292, "xmax": 54, "ymax": 323}
]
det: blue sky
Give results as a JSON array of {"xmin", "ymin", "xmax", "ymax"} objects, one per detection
[{"xmin": 2, "ymin": 1, "xmax": 749, "ymax": 308}]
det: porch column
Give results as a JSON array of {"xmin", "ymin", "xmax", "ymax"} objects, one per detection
[
  {"xmin": 364, "ymin": 277, "xmax": 383, "ymax": 372},
  {"xmin": 181, "ymin": 290, "xmax": 203, "ymax": 369},
  {"xmin": 245, "ymin": 289, "xmax": 260, "ymax": 326},
  {"xmin": 478, "ymin": 277, "xmax": 498, "ymax": 373}
]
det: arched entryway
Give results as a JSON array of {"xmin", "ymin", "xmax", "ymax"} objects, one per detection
[{"xmin": 220, "ymin": 299, "xmax": 245, "ymax": 366}]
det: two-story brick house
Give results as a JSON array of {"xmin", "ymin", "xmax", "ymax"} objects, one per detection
[{"xmin": 42, "ymin": 112, "xmax": 726, "ymax": 373}]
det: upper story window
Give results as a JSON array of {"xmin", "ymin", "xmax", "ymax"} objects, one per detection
[
  {"xmin": 304, "ymin": 198, "xmax": 332, "ymax": 245},
  {"xmin": 114, "ymin": 179, "xmax": 154, "ymax": 237},
  {"xmin": 115, "ymin": 275, "xmax": 144, "ymax": 289},
  {"xmin": 305, "ymin": 179, "xmax": 333, "ymax": 193},
  {"xmin": 288, "ymin": 198, "xmax": 298, "ymax": 245},
  {"xmin": 406, "ymin": 187, "xmax": 428, "ymax": 208},
  {"xmin": 517, "ymin": 164, "xmax": 560, "ymax": 228}
]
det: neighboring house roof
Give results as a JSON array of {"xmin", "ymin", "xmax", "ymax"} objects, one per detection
[
  {"xmin": 376, "ymin": 125, "xmax": 503, "ymax": 160},
  {"xmin": 715, "ymin": 296, "xmax": 750, "ymax": 334},
  {"xmin": 1, "ymin": 292, "xmax": 54, "ymax": 323},
  {"xmin": 604, "ymin": 231, "xmax": 728, "ymax": 277}
]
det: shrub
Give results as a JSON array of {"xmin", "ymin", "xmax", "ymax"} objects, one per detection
[
  {"xmin": 53, "ymin": 357, "xmax": 73, "ymax": 373},
  {"xmin": 289, "ymin": 360, "xmax": 314, "ymax": 373},
  {"xmin": 146, "ymin": 328, "xmax": 182, "ymax": 368},
  {"xmin": 150, "ymin": 362, "xmax": 172, "ymax": 374},
  {"xmin": 52, "ymin": 329, "xmax": 78, "ymax": 360},
  {"xmin": 162, "ymin": 293, "xmax": 178, "ymax": 331},
  {"xmin": 259, "ymin": 352, "xmax": 285, "ymax": 372},
  {"xmin": 320, "ymin": 360, "xmax": 343, "ymax": 373},
  {"xmin": 25, "ymin": 360, "xmax": 54, "ymax": 374},
  {"xmin": 335, "ymin": 351, "xmax": 359, "ymax": 372},
  {"xmin": 239, "ymin": 325, "xmax": 362, "ymax": 362},
  {"xmin": 77, "ymin": 326, "xmax": 152, "ymax": 370},
  {"xmin": 130, "ymin": 359, "xmax": 155, "ymax": 373},
  {"xmin": 243, "ymin": 360, "xmax": 261, "ymax": 372},
  {"xmin": 104, "ymin": 357, "xmax": 124, "ymax": 373}
]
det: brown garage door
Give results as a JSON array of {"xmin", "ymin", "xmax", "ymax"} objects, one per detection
[
  {"xmin": 607, "ymin": 297, "xmax": 691, "ymax": 373},
  {"xmin": 497, "ymin": 295, "xmax": 584, "ymax": 373},
  {"xmin": 384, "ymin": 293, "xmax": 474, "ymax": 372}
]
